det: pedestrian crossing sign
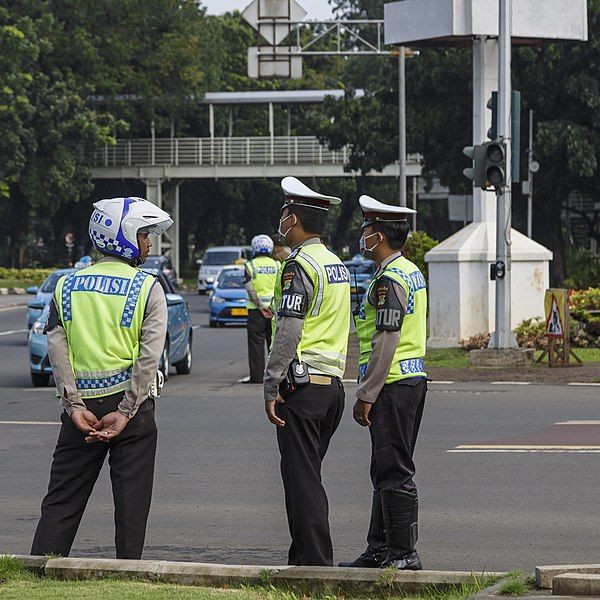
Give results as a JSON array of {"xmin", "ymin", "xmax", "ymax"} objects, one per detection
[{"xmin": 544, "ymin": 289, "xmax": 566, "ymax": 339}]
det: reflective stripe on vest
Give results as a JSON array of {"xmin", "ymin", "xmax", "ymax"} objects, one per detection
[
  {"xmin": 273, "ymin": 244, "xmax": 350, "ymax": 379},
  {"xmin": 246, "ymin": 256, "xmax": 279, "ymax": 310},
  {"xmin": 356, "ymin": 255, "xmax": 427, "ymax": 384},
  {"xmin": 56, "ymin": 262, "xmax": 155, "ymax": 398}
]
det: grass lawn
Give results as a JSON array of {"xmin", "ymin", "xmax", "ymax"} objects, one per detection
[
  {"xmin": 0, "ymin": 557, "xmax": 494, "ymax": 600},
  {"xmin": 426, "ymin": 347, "xmax": 600, "ymax": 368},
  {"xmin": 426, "ymin": 348, "xmax": 469, "ymax": 368}
]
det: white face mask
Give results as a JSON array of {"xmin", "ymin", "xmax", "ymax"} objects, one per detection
[
  {"xmin": 277, "ymin": 213, "xmax": 295, "ymax": 242},
  {"xmin": 359, "ymin": 232, "xmax": 381, "ymax": 259}
]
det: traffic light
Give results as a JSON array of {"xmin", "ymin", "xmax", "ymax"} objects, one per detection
[
  {"xmin": 484, "ymin": 141, "xmax": 507, "ymax": 189},
  {"xmin": 462, "ymin": 144, "xmax": 486, "ymax": 188},
  {"xmin": 487, "ymin": 90, "xmax": 521, "ymax": 182}
]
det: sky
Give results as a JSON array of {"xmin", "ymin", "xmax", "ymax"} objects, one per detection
[{"xmin": 202, "ymin": 0, "xmax": 335, "ymax": 21}]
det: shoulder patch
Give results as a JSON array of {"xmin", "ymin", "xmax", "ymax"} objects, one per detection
[{"xmin": 282, "ymin": 269, "xmax": 296, "ymax": 291}]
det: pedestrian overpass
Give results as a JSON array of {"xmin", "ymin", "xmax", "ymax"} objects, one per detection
[{"xmin": 87, "ymin": 90, "xmax": 422, "ymax": 277}]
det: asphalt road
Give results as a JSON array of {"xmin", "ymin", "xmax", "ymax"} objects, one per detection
[{"xmin": 1, "ymin": 293, "xmax": 600, "ymax": 572}]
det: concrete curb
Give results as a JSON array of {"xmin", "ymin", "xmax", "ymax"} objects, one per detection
[
  {"xmin": 536, "ymin": 564, "xmax": 600, "ymax": 589},
  {"xmin": 467, "ymin": 576, "xmax": 512, "ymax": 599},
  {"xmin": 9, "ymin": 555, "xmax": 506, "ymax": 595},
  {"xmin": 0, "ymin": 287, "xmax": 26, "ymax": 295},
  {"xmin": 553, "ymin": 573, "xmax": 600, "ymax": 596}
]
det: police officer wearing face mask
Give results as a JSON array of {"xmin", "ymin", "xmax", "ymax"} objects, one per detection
[
  {"xmin": 339, "ymin": 195, "xmax": 427, "ymax": 571},
  {"xmin": 264, "ymin": 177, "xmax": 351, "ymax": 567}
]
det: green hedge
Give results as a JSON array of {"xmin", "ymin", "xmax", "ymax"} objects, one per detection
[{"xmin": 0, "ymin": 268, "xmax": 55, "ymax": 286}]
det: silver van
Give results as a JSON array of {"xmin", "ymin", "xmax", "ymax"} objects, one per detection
[{"xmin": 197, "ymin": 246, "xmax": 251, "ymax": 293}]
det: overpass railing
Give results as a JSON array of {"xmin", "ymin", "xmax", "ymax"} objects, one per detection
[{"xmin": 86, "ymin": 136, "xmax": 421, "ymax": 168}]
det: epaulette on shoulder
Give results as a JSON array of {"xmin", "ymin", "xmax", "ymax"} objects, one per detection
[{"xmin": 287, "ymin": 247, "xmax": 301, "ymax": 261}]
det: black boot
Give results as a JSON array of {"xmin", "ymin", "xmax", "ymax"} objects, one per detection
[
  {"xmin": 339, "ymin": 490, "xmax": 388, "ymax": 568},
  {"xmin": 379, "ymin": 488, "xmax": 422, "ymax": 570}
]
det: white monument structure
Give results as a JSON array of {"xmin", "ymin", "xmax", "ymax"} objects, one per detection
[{"xmin": 384, "ymin": 0, "xmax": 588, "ymax": 347}]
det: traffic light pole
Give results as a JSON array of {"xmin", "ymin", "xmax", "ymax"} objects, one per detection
[
  {"xmin": 398, "ymin": 47, "xmax": 407, "ymax": 207},
  {"xmin": 492, "ymin": 0, "xmax": 517, "ymax": 348}
]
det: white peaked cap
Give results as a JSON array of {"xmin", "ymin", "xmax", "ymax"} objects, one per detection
[
  {"xmin": 281, "ymin": 176, "xmax": 341, "ymax": 210},
  {"xmin": 359, "ymin": 195, "xmax": 416, "ymax": 215},
  {"xmin": 359, "ymin": 194, "xmax": 416, "ymax": 227}
]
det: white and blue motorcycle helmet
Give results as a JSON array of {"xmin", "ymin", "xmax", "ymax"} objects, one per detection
[
  {"xmin": 89, "ymin": 197, "xmax": 173, "ymax": 263},
  {"xmin": 251, "ymin": 234, "xmax": 274, "ymax": 256}
]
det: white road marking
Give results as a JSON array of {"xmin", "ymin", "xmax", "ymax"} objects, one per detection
[
  {"xmin": 192, "ymin": 325, "xmax": 200, "ymax": 330},
  {"xmin": 450, "ymin": 444, "xmax": 600, "ymax": 452},
  {"xmin": 429, "ymin": 381, "xmax": 455, "ymax": 384},
  {"xmin": 0, "ymin": 421, "xmax": 60, "ymax": 426},
  {"xmin": 490, "ymin": 381, "xmax": 531, "ymax": 385},
  {"xmin": 0, "ymin": 329, "xmax": 27, "ymax": 337},
  {"xmin": 0, "ymin": 305, "xmax": 28, "ymax": 313},
  {"xmin": 448, "ymin": 449, "xmax": 600, "ymax": 453},
  {"xmin": 567, "ymin": 382, "xmax": 600, "ymax": 387},
  {"xmin": 555, "ymin": 420, "xmax": 600, "ymax": 426}
]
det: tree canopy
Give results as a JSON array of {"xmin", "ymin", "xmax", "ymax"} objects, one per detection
[{"xmin": 1, "ymin": 0, "xmax": 598, "ymax": 285}]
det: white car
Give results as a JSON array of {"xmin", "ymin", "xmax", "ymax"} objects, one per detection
[{"xmin": 197, "ymin": 245, "xmax": 251, "ymax": 294}]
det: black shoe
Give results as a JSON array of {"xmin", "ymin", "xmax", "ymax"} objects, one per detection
[
  {"xmin": 380, "ymin": 550, "xmax": 423, "ymax": 570},
  {"xmin": 339, "ymin": 547, "xmax": 387, "ymax": 568}
]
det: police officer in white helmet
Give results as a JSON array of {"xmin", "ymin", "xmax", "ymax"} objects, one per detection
[
  {"xmin": 31, "ymin": 197, "xmax": 172, "ymax": 560},
  {"xmin": 244, "ymin": 234, "xmax": 279, "ymax": 383}
]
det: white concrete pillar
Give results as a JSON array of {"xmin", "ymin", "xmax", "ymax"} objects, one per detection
[
  {"xmin": 144, "ymin": 177, "xmax": 164, "ymax": 256},
  {"xmin": 425, "ymin": 38, "xmax": 552, "ymax": 347}
]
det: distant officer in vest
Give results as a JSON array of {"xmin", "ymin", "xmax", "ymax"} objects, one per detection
[
  {"xmin": 244, "ymin": 234, "xmax": 279, "ymax": 383},
  {"xmin": 264, "ymin": 176, "xmax": 351, "ymax": 566},
  {"xmin": 339, "ymin": 195, "xmax": 427, "ymax": 571},
  {"xmin": 31, "ymin": 197, "xmax": 172, "ymax": 560}
]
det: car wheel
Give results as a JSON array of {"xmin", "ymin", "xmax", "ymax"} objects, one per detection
[
  {"xmin": 31, "ymin": 372, "xmax": 50, "ymax": 387},
  {"xmin": 175, "ymin": 333, "xmax": 193, "ymax": 375},
  {"xmin": 209, "ymin": 320, "xmax": 217, "ymax": 328},
  {"xmin": 159, "ymin": 339, "xmax": 170, "ymax": 381}
]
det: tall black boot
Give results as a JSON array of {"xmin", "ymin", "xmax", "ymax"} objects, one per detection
[
  {"xmin": 339, "ymin": 490, "xmax": 387, "ymax": 568},
  {"xmin": 379, "ymin": 488, "xmax": 422, "ymax": 570}
]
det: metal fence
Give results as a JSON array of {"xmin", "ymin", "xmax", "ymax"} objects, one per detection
[{"xmin": 86, "ymin": 136, "xmax": 421, "ymax": 169}]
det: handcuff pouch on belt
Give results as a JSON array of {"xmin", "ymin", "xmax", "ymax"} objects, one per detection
[{"xmin": 278, "ymin": 358, "xmax": 310, "ymax": 398}]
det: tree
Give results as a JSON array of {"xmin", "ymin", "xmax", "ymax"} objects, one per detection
[{"xmin": 0, "ymin": 6, "xmax": 116, "ymax": 266}]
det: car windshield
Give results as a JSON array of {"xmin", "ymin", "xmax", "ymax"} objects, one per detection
[
  {"xmin": 344, "ymin": 261, "xmax": 375, "ymax": 276},
  {"xmin": 143, "ymin": 256, "xmax": 162, "ymax": 267},
  {"xmin": 40, "ymin": 272, "xmax": 65, "ymax": 293},
  {"xmin": 217, "ymin": 270, "xmax": 244, "ymax": 289},
  {"xmin": 203, "ymin": 251, "xmax": 240, "ymax": 266}
]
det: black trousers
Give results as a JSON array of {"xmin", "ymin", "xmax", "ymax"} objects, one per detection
[
  {"xmin": 31, "ymin": 394, "xmax": 157, "ymax": 559},
  {"xmin": 247, "ymin": 308, "xmax": 272, "ymax": 383},
  {"xmin": 276, "ymin": 378, "xmax": 345, "ymax": 566},
  {"xmin": 369, "ymin": 377, "xmax": 427, "ymax": 492}
]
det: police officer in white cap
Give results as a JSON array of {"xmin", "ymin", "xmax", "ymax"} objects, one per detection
[
  {"xmin": 264, "ymin": 177, "xmax": 351, "ymax": 566},
  {"xmin": 339, "ymin": 195, "xmax": 427, "ymax": 571}
]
